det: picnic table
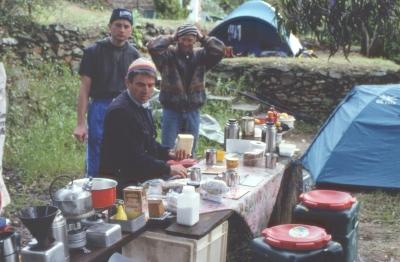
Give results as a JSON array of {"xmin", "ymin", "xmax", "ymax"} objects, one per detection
[{"xmin": 70, "ymin": 155, "xmax": 302, "ymax": 262}]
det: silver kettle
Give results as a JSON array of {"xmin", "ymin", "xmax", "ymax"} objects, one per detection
[
  {"xmin": 49, "ymin": 176, "xmax": 94, "ymax": 219},
  {"xmin": 0, "ymin": 231, "xmax": 20, "ymax": 262}
]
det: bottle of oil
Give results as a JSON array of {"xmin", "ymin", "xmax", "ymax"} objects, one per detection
[{"xmin": 114, "ymin": 201, "xmax": 128, "ymax": 220}]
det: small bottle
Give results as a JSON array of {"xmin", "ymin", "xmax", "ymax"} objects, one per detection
[
  {"xmin": 177, "ymin": 185, "xmax": 200, "ymax": 226},
  {"xmin": 114, "ymin": 201, "xmax": 128, "ymax": 220}
]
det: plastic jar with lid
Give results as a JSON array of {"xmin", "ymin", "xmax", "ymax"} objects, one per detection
[{"xmin": 177, "ymin": 185, "xmax": 200, "ymax": 226}]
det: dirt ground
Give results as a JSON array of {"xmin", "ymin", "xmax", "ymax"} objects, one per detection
[{"xmin": 284, "ymin": 131, "xmax": 400, "ymax": 262}]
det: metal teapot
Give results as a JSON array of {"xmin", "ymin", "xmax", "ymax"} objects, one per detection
[{"xmin": 49, "ymin": 176, "xmax": 94, "ymax": 219}]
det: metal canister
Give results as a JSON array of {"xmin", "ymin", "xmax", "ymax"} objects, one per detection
[
  {"xmin": 224, "ymin": 119, "xmax": 241, "ymax": 150},
  {"xmin": 228, "ymin": 169, "xmax": 240, "ymax": 187},
  {"xmin": 189, "ymin": 167, "xmax": 202, "ymax": 184},
  {"xmin": 0, "ymin": 230, "xmax": 20, "ymax": 262},
  {"xmin": 52, "ymin": 210, "xmax": 69, "ymax": 261},
  {"xmin": 271, "ymin": 153, "xmax": 279, "ymax": 169},
  {"xmin": 240, "ymin": 116, "xmax": 255, "ymax": 138},
  {"xmin": 265, "ymin": 153, "xmax": 272, "ymax": 168},
  {"xmin": 205, "ymin": 148, "xmax": 217, "ymax": 166},
  {"xmin": 221, "ymin": 169, "xmax": 240, "ymax": 187},
  {"xmin": 264, "ymin": 122, "xmax": 277, "ymax": 153}
]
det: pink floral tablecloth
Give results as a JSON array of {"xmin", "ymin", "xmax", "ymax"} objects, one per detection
[{"xmin": 199, "ymin": 161, "xmax": 285, "ymax": 236}]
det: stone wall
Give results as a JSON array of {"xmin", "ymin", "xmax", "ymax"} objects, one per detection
[
  {"xmin": 107, "ymin": 0, "xmax": 154, "ymax": 11},
  {"xmin": 2, "ymin": 22, "xmax": 400, "ymax": 120},
  {"xmin": 0, "ymin": 22, "xmax": 171, "ymax": 72},
  {"xmin": 1, "ymin": 23, "xmax": 94, "ymax": 72},
  {"xmin": 207, "ymin": 59, "xmax": 400, "ymax": 119}
]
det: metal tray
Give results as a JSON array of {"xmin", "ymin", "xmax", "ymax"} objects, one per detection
[{"xmin": 109, "ymin": 213, "xmax": 146, "ymax": 233}]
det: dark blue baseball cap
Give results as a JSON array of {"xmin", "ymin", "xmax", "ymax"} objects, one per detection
[{"xmin": 109, "ymin": 8, "xmax": 133, "ymax": 25}]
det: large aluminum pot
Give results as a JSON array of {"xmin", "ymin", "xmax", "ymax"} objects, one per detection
[
  {"xmin": 49, "ymin": 176, "xmax": 94, "ymax": 219},
  {"xmin": 73, "ymin": 178, "xmax": 117, "ymax": 209}
]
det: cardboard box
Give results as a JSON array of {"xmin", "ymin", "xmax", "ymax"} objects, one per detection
[
  {"xmin": 175, "ymin": 134, "xmax": 194, "ymax": 154},
  {"xmin": 123, "ymin": 186, "xmax": 148, "ymax": 219},
  {"xmin": 148, "ymin": 199, "xmax": 165, "ymax": 218}
]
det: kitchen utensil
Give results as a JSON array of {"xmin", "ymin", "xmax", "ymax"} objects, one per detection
[
  {"xmin": 50, "ymin": 176, "xmax": 94, "ymax": 219},
  {"xmin": 241, "ymin": 116, "xmax": 255, "ymax": 138},
  {"xmin": 19, "ymin": 206, "xmax": 66, "ymax": 262},
  {"xmin": 51, "ymin": 210, "xmax": 69, "ymax": 262},
  {"xmin": 86, "ymin": 223, "xmax": 122, "ymax": 248},
  {"xmin": 0, "ymin": 231, "xmax": 20, "ymax": 262},
  {"xmin": 189, "ymin": 167, "xmax": 202, "ymax": 186},
  {"xmin": 73, "ymin": 178, "xmax": 117, "ymax": 209},
  {"xmin": 264, "ymin": 122, "xmax": 276, "ymax": 153},
  {"xmin": 205, "ymin": 148, "xmax": 217, "ymax": 166},
  {"xmin": 224, "ymin": 119, "xmax": 240, "ymax": 149}
]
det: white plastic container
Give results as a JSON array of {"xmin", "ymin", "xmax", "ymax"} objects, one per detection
[
  {"xmin": 177, "ymin": 185, "xmax": 200, "ymax": 226},
  {"xmin": 279, "ymin": 143, "xmax": 297, "ymax": 157}
]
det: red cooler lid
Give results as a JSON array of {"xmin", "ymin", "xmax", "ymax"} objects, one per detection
[
  {"xmin": 261, "ymin": 224, "xmax": 331, "ymax": 251},
  {"xmin": 300, "ymin": 190, "xmax": 356, "ymax": 210}
]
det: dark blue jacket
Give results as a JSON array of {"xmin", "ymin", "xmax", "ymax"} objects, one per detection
[{"xmin": 100, "ymin": 91, "xmax": 171, "ymax": 193}]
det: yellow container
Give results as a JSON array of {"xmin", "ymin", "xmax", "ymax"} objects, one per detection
[
  {"xmin": 225, "ymin": 156, "xmax": 239, "ymax": 169},
  {"xmin": 216, "ymin": 150, "xmax": 225, "ymax": 163}
]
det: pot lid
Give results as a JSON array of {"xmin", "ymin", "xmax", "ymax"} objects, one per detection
[
  {"xmin": 300, "ymin": 190, "xmax": 356, "ymax": 210},
  {"xmin": 261, "ymin": 224, "xmax": 331, "ymax": 251}
]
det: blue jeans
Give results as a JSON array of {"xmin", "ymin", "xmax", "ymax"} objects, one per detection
[
  {"xmin": 87, "ymin": 99, "xmax": 113, "ymax": 177},
  {"xmin": 161, "ymin": 108, "xmax": 200, "ymax": 156}
]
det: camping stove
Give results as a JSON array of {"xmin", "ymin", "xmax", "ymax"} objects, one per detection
[{"xmin": 66, "ymin": 219, "xmax": 87, "ymax": 249}]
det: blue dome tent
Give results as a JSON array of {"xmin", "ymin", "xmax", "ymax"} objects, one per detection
[
  {"xmin": 209, "ymin": 0, "xmax": 302, "ymax": 57},
  {"xmin": 302, "ymin": 84, "xmax": 400, "ymax": 189}
]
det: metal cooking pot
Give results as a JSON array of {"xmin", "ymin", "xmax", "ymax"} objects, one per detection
[
  {"xmin": 49, "ymin": 176, "xmax": 94, "ymax": 219},
  {"xmin": 73, "ymin": 178, "xmax": 117, "ymax": 209}
]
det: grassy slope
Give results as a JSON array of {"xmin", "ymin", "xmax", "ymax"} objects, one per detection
[
  {"xmin": 34, "ymin": 1, "xmax": 215, "ymax": 31},
  {"xmin": 221, "ymin": 53, "xmax": 400, "ymax": 73}
]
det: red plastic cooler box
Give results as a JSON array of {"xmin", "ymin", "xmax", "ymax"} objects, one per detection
[{"xmin": 250, "ymin": 224, "xmax": 343, "ymax": 262}]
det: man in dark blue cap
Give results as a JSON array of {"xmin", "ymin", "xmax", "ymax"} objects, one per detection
[{"xmin": 73, "ymin": 8, "xmax": 140, "ymax": 177}]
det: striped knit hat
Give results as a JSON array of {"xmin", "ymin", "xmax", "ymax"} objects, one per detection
[
  {"xmin": 176, "ymin": 24, "xmax": 198, "ymax": 38},
  {"xmin": 126, "ymin": 58, "xmax": 157, "ymax": 78}
]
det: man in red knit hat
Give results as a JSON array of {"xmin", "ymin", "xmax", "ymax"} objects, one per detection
[{"xmin": 100, "ymin": 58, "xmax": 188, "ymax": 194}]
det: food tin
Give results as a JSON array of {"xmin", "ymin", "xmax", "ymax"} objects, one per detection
[
  {"xmin": 86, "ymin": 223, "xmax": 122, "ymax": 248},
  {"xmin": 225, "ymin": 156, "xmax": 239, "ymax": 169},
  {"xmin": 205, "ymin": 148, "xmax": 217, "ymax": 166}
]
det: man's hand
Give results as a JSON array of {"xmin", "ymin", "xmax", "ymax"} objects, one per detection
[
  {"xmin": 196, "ymin": 27, "xmax": 205, "ymax": 42},
  {"xmin": 171, "ymin": 32, "xmax": 178, "ymax": 42},
  {"xmin": 170, "ymin": 164, "xmax": 187, "ymax": 178},
  {"xmin": 73, "ymin": 124, "xmax": 87, "ymax": 143},
  {"xmin": 169, "ymin": 149, "xmax": 190, "ymax": 161}
]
